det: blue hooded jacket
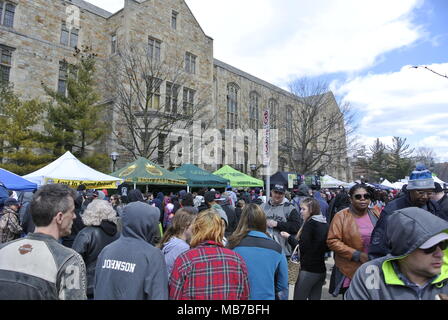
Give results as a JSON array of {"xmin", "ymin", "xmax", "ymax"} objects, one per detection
[
  {"xmin": 94, "ymin": 202, "xmax": 168, "ymax": 300},
  {"xmin": 314, "ymin": 191, "xmax": 329, "ymax": 220}
]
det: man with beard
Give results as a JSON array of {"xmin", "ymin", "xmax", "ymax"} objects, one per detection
[{"xmin": 369, "ymin": 164, "xmax": 441, "ymax": 259}]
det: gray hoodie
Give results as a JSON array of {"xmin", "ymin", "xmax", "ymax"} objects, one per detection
[
  {"xmin": 346, "ymin": 207, "xmax": 448, "ymax": 300},
  {"xmin": 94, "ymin": 202, "xmax": 168, "ymax": 300},
  {"xmin": 161, "ymin": 237, "xmax": 190, "ymax": 277}
]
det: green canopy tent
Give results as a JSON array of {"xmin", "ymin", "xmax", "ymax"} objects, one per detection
[
  {"xmin": 173, "ymin": 164, "xmax": 229, "ymax": 191},
  {"xmin": 111, "ymin": 157, "xmax": 187, "ymax": 189},
  {"xmin": 213, "ymin": 165, "xmax": 264, "ymax": 188}
]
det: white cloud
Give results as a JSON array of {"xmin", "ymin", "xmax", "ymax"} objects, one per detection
[
  {"xmin": 355, "ymin": 135, "xmax": 395, "ymax": 151},
  {"xmin": 185, "ymin": 0, "xmax": 425, "ymax": 83},
  {"xmin": 335, "ymin": 62, "xmax": 448, "ymax": 162},
  {"xmin": 85, "ymin": 0, "xmax": 426, "ymax": 83},
  {"xmin": 334, "ymin": 62, "xmax": 448, "ymax": 131},
  {"xmin": 418, "ymin": 136, "xmax": 448, "ymax": 149}
]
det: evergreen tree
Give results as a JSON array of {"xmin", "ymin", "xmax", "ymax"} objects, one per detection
[
  {"xmin": 42, "ymin": 46, "xmax": 110, "ymax": 169},
  {"xmin": 386, "ymin": 136, "xmax": 414, "ymax": 181},
  {"xmin": 368, "ymin": 138, "xmax": 387, "ymax": 182},
  {"xmin": 0, "ymin": 83, "xmax": 54, "ymax": 175}
]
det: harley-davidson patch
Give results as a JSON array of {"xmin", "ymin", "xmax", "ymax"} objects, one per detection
[{"xmin": 19, "ymin": 244, "xmax": 33, "ymax": 255}]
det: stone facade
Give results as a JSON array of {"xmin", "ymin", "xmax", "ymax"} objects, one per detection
[{"xmin": 0, "ymin": 0, "xmax": 351, "ymax": 181}]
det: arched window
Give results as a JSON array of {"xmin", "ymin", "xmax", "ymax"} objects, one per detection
[
  {"xmin": 227, "ymin": 83, "xmax": 239, "ymax": 129},
  {"xmin": 268, "ymin": 98, "xmax": 278, "ymax": 129},
  {"xmin": 249, "ymin": 91, "xmax": 260, "ymax": 130}
]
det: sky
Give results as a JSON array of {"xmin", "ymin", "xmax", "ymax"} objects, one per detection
[{"xmin": 87, "ymin": 0, "xmax": 448, "ymax": 162}]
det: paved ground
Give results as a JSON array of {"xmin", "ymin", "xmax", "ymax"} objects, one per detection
[{"xmin": 288, "ymin": 256, "xmax": 342, "ymax": 300}]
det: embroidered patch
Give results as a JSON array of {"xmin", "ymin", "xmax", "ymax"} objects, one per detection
[{"xmin": 18, "ymin": 244, "xmax": 33, "ymax": 255}]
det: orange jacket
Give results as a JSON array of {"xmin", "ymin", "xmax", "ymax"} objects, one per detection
[{"xmin": 327, "ymin": 207, "xmax": 380, "ymax": 279}]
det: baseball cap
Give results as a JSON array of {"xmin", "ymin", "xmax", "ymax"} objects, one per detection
[
  {"xmin": 272, "ymin": 184, "xmax": 286, "ymax": 193},
  {"xmin": 204, "ymin": 191, "xmax": 217, "ymax": 203},
  {"xmin": 179, "ymin": 190, "xmax": 187, "ymax": 200},
  {"xmin": 419, "ymin": 233, "xmax": 448, "ymax": 249},
  {"xmin": 434, "ymin": 182, "xmax": 443, "ymax": 193}
]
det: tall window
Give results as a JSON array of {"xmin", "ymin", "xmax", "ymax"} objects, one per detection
[
  {"xmin": 69, "ymin": 27, "xmax": 79, "ymax": 48},
  {"xmin": 165, "ymin": 82, "xmax": 180, "ymax": 114},
  {"xmin": 171, "ymin": 10, "xmax": 178, "ymax": 29},
  {"xmin": 227, "ymin": 84, "xmax": 238, "ymax": 129},
  {"xmin": 111, "ymin": 34, "xmax": 117, "ymax": 54},
  {"xmin": 60, "ymin": 22, "xmax": 79, "ymax": 48},
  {"xmin": 57, "ymin": 61, "xmax": 68, "ymax": 95},
  {"xmin": 269, "ymin": 99, "xmax": 278, "ymax": 129},
  {"xmin": 0, "ymin": 2, "xmax": 15, "ymax": 28},
  {"xmin": 249, "ymin": 91, "xmax": 260, "ymax": 130},
  {"xmin": 286, "ymin": 105, "xmax": 293, "ymax": 143},
  {"xmin": 183, "ymin": 87, "xmax": 195, "ymax": 115},
  {"xmin": 0, "ymin": 45, "xmax": 13, "ymax": 83},
  {"xmin": 185, "ymin": 52, "xmax": 196, "ymax": 74},
  {"xmin": 147, "ymin": 77, "xmax": 162, "ymax": 109},
  {"xmin": 148, "ymin": 37, "xmax": 161, "ymax": 62},
  {"xmin": 157, "ymin": 133, "xmax": 167, "ymax": 165},
  {"xmin": 60, "ymin": 23, "xmax": 69, "ymax": 46}
]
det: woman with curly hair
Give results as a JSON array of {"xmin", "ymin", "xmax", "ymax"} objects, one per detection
[{"xmin": 72, "ymin": 199, "xmax": 120, "ymax": 299}]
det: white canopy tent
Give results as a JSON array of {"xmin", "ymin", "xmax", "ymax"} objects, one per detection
[
  {"xmin": 391, "ymin": 181, "xmax": 405, "ymax": 190},
  {"xmin": 23, "ymin": 151, "xmax": 123, "ymax": 189},
  {"xmin": 381, "ymin": 179, "xmax": 395, "ymax": 188},
  {"xmin": 321, "ymin": 175, "xmax": 351, "ymax": 188},
  {"xmin": 433, "ymin": 175, "xmax": 446, "ymax": 186}
]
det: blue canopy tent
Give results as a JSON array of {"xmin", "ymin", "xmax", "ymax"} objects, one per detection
[
  {"xmin": 0, "ymin": 168, "xmax": 38, "ymax": 191},
  {"xmin": 371, "ymin": 183, "xmax": 393, "ymax": 191}
]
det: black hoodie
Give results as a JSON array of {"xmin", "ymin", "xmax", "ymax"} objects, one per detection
[{"xmin": 94, "ymin": 202, "xmax": 168, "ymax": 300}]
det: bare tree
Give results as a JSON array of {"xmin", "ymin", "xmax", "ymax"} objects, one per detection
[
  {"xmin": 280, "ymin": 78, "xmax": 357, "ymax": 176},
  {"xmin": 414, "ymin": 147, "xmax": 438, "ymax": 171},
  {"xmin": 105, "ymin": 42, "xmax": 212, "ymax": 165},
  {"xmin": 411, "ymin": 66, "xmax": 448, "ymax": 80}
]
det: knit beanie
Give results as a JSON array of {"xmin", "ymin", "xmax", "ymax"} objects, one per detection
[{"xmin": 407, "ymin": 164, "xmax": 435, "ymax": 190}]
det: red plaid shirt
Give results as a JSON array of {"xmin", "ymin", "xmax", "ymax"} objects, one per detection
[{"xmin": 169, "ymin": 241, "xmax": 250, "ymax": 300}]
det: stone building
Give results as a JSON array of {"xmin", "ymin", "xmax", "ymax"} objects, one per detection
[{"xmin": 0, "ymin": 0, "xmax": 351, "ymax": 181}]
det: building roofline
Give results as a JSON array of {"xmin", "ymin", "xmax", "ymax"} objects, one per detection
[
  {"xmin": 182, "ymin": 0, "xmax": 213, "ymax": 41},
  {"xmin": 213, "ymin": 58, "xmax": 296, "ymax": 99},
  {"xmin": 68, "ymin": 0, "xmax": 113, "ymax": 18}
]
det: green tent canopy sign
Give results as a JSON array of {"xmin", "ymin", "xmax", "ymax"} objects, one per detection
[
  {"xmin": 213, "ymin": 165, "xmax": 264, "ymax": 188},
  {"xmin": 111, "ymin": 157, "xmax": 187, "ymax": 186}
]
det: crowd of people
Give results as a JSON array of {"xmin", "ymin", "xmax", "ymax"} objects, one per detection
[{"xmin": 0, "ymin": 163, "xmax": 447, "ymax": 300}]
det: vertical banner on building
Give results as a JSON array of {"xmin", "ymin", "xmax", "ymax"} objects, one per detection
[{"xmin": 263, "ymin": 109, "xmax": 270, "ymax": 202}]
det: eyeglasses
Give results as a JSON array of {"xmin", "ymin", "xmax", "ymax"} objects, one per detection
[
  {"xmin": 422, "ymin": 240, "xmax": 448, "ymax": 255},
  {"xmin": 353, "ymin": 194, "xmax": 371, "ymax": 200}
]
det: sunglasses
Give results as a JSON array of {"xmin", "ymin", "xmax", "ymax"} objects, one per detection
[
  {"xmin": 353, "ymin": 194, "xmax": 371, "ymax": 200},
  {"xmin": 422, "ymin": 240, "xmax": 448, "ymax": 255}
]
